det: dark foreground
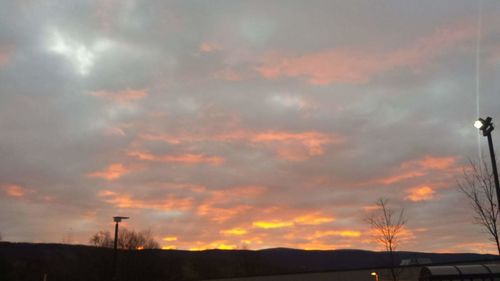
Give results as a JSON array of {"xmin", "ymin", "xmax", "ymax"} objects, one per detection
[{"xmin": 0, "ymin": 242, "xmax": 497, "ymax": 281}]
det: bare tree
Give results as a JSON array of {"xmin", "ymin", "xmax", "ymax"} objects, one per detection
[
  {"xmin": 90, "ymin": 228, "xmax": 160, "ymax": 250},
  {"xmin": 90, "ymin": 230, "xmax": 114, "ymax": 248},
  {"xmin": 458, "ymin": 159, "xmax": 500, "ymax": 255},
  {"xmin": 367, "ymin": 198, "xmax": 407, "ymax": 281}
]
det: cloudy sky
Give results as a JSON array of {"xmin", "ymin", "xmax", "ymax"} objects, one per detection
[{"xmin": 1, "ymin": 0, "xmax": 500, "ymax": 253}]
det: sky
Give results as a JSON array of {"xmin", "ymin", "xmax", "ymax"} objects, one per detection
[{"xmin": 1, "ymin": 0, "xmax": 500, "ymax": 253}]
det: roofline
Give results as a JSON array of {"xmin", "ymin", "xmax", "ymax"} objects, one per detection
[{"xmin": 203, "ymin": 258, "xmax": 500, "ymax": 280}]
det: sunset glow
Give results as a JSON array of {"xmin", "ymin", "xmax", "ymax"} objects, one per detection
[{"xmin": 1, "ymin": 0, "xmax": 500, "ymax": 255}]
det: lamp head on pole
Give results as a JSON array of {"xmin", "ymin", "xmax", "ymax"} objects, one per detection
[
  {"xmin": 113, "ymin": 216, "xmax": 129, "ymax": 223},
  {"xmin": 475, "ymin": 117, "xmax": 494, "ymax": 136},
  {"xmin": 474, "ymin": 119, "xmax": 485, "ymax": 129}
]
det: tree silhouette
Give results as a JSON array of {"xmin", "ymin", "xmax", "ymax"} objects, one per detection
[
  {"xmin": 89, "ymin": 228, "xmax": 159, "ymax": 250},
  {"xmin": 458, "ymin": 158, "xmax": 500, "ymax": 255},
  {"xmin": 367, "ymin": 198, "xmax": 407, "ymax": 281}
]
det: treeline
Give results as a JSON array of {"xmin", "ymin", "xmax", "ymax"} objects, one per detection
[
  {"xmin": 0, "ymin": 242, "xmax": 498, "ymax": 281},
  {"xmin": 0, "ymin": 242, "xmax": 270, "ymax": 281}
]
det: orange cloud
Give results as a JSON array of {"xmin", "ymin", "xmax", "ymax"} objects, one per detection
[
  {"xmin": 188, "ymin": 241, "xmax": 238, "ymax": 250},
  {"xmin": 363, "ymin": 205, "xmax": 380, "ymax": 212},
  {"xmin": 405, "ymin": 185, "xmax": 436, "ymax": 202},
  {"xmin": 98, "ymin": 190, "xmax": 192, "ymax": 210},
  {"xmin": 252, "ymin": 213, "xmax": 334, "ymax": 229},
  {"xmin": 162, "ymin": 236, "xmax": 178, "ymax": 241},
  {"xmin": 87, "ymin": 163, "xmax": 129, "ymax": 181},
  {"xmin": 312, "ymin": 230, "xmax": 362, "ymax": 238},
  {"xmin": 366, "ymin": 227, "xmax": 415, "ymax": 249},
  {"xmin": 196, "ymin": 186, "xmax": 266, "ymax": 222},
  {"xmin": 375, "ymin": 155, "xmax": 458, "ymax": 185},
  {"xmin": 197, "ymin": 204, "xmax": 251, "ymax": 223},
  {"xmin": 89, "ymin": 88, "xmax": 147, "ymax": 103},
  {"xmin": 378, "ymin": 171, "xmax": 426, "ymax": 185},
  {"xmin": 437, "ymin": 242, "xmax": 498, "ymax": 254},
  {"xmin": 256, "ymin": 22, "xmax": 474, "ymax": 85},
  {"xmin": 128, "ymin": 151, "xmax": 224, "ymax": 165},
  {"xmin": 300, "ymin": 242, "xmax": 353, "ymax": 250},
  {"xmin": 253, "ymin": 220, "xmax": 294, "ymax": 229},
  {"xmin": 293, "ymin": 213, "xmax": 335, "ymax": 225},
  {"xmin": 405, "ymin": 155, "xmax": 456, "ymax": 170},
  {"xmin": 1, "ymin": 184, "xmax": 27, "ymax": 198},
  {"xmin": 220, "ymin": 228, "xmax": 248, "ymax": 236}
]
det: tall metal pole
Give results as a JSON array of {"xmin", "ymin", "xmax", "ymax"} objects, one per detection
[
  {"xmin": 476, "ymin": 117, "xmax": 500, "ymax": 213},
  {"xmin": 111, "ymin": 216, "xmax": 128, "ymax": 281},
  {"xmin": 112, "ymin": 221, "xmax": 119, "ymax": 281},
  {"xmin": 486, "ymin": 131, "xmax": 500, "ymax": 211}
]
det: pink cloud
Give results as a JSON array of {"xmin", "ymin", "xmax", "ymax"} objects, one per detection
[
  {"xmin": 402, "ymin": 155, "xmax": 456, "ymax": 170},
  {"xmin": 199, "ymin": 42, "xmax": 222, "ymax": 53},
  {"xmin": 256, "ymin": 22, "xmax": 475, "ymax": 85},
  {"xmin": 1, "ymin": 184, "xmax": 28, "ymax": 198},
  {"xmin": 140, "ymin": 129, "xmax": 341, "ymax": 161},
  {"xmin": 89, "ymin": 88, "xmax": 148, "ymax": 103},
  {"xmin": 251, "ymin": 131, "xmax": 337, "ymax": 159},
  {"xmin": 374, "ymin": 155, "xmax": 459, "ymax": 185},
  {"xmin": 0, "ymin": 45, "xmax": 13, "ymax": 66},
  {"xmin": 0, "ymin": 52, "xmax": 9, "ymax": 65},
  {"xmin": 128, "ymin": 151, "xmax": 224, "ymax": 165},
  {"xmin": 87, "ymin": 163, "xmax": 130, "ymax": 181},
  {"xmin": 378, "ymin": 171, "xmax": 426, "ymax": 185}
]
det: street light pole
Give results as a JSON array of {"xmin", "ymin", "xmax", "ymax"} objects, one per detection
[
  {"xmin": 111, "ymin": 216, "xmax": 129, "ymax": 281},
  {"xmin": 475, "ymin": 117, "xmax": 500, "ymax": 212}
]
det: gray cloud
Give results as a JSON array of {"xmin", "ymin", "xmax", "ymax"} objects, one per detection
[{"xmin": 0, "ymin": 0, "xmax": 499, "ymax": 252}]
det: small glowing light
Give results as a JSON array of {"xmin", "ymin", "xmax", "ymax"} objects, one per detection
[
  {"xmin": 474, "ymin": 120, "xmax": 484, "ymax": 129},
  {"xmin": 371, "ymin": 272, "xmax": 377, "ymax": 276}
]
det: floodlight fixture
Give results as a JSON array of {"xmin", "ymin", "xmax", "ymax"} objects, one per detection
[
  {"xmin": 475, "ymin": 117, "xmax": 494, "ymax": 135},
  {"xmin": 474, "ymin": 119, "xmax": 484, "ymax": 129},
  {"xmin": 113, "ymin": 216, "xmax": 129, "ymax": 223}
]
